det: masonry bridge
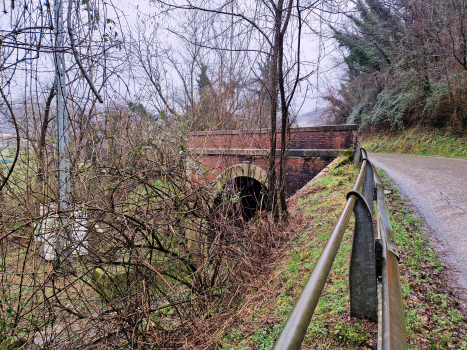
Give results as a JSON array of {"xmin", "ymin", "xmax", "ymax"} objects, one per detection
[
  {"xmin": 188, "ymin": 124, "xmax": 357, "ymax": 216},
  {"xmin": 188, "ymin": 129, "xmax": 409, "ymax": 348}
]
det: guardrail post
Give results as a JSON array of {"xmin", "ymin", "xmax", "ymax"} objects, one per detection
[
  {"xmin": 361, "ymin": 153, "xmax": 375, "ymax": 211},
  {"xmin": 353, "ymin": 142, "xmax": 362, "ymax": 164},
  {"xmin": 348, "ymin": 157, "xmax": 377, "ymax": 320}
]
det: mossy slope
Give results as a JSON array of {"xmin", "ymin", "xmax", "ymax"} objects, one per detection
[
  {"xmin": 362, "ymin": 127, "xmax": 467, "ymax": 158},
  {"xmin": 221, "ymin": 160, "xmax": 467, "ymax": 349}
]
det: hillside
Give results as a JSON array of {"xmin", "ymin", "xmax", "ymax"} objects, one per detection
[
  {"xmin": 325, "ymin": 0, "xmax": 467, "ymax": 133},
  {"xmin": 361, "ymin": 127, "xmax": 467, "ymax": 158}
]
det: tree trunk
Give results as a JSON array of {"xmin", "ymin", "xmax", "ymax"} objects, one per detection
[
  {"xmin": 37, "ymin": 86, "xmax": 56, "ymax": 203},
  {"xmin": 268, "ymin": 0, "xmax": 284, "ymax": 219}
]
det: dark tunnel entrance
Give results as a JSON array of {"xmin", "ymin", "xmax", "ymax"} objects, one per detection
[{"xmin": 216, "ymin": 176, "xmax": 269, "ymax": 221}]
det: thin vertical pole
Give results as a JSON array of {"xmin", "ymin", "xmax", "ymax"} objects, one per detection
[{"xmin": 54, "ymin": 0, "xmax": 70, "ymax": 268}]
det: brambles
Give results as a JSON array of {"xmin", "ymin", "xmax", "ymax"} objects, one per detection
[{"xmin": 0, "ymin": 105, "xmax": 287, "ymax": 348}]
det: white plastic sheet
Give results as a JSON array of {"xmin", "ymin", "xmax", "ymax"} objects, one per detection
[{"xmin": 35, "ymin": 205, "xmax": 88, "ymax": 260}]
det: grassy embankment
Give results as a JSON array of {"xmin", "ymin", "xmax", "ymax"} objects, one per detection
[
  {"xmin": 361, "ymin": 127, "xmax": 467, "ymax": 158},
  {"xmin": 221, "ymin": 158, "xmax": 467, "ymax": 349}
]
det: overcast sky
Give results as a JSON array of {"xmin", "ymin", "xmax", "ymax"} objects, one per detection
[
  {"xmin": 0, "ymin": 0, "xmax": 346, "ymax": 133},
  {"xmin": 118, "ymin": 0, "xmax": 346, "ymax": 125}
]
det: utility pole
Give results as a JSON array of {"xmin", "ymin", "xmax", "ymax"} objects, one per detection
[{"xmin": 54, "ymin": 0, "xmax": 71, "ymax": 271}]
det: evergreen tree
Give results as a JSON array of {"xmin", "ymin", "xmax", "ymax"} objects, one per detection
[
  {"xmin": 196, "ymin": 63, "xmax": 211, "ymax": 93},
  {"xmin": 128, "ymin": 101, "xmax": 150, "ymax": 117},
  {"xmin": 330, "ymin": 0, "xmax": 400, "ymax": 74}
]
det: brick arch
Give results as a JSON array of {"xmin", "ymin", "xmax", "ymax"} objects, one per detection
[{"xmin": 214, "ymin": 163, "xmax": 269, "ymax": 191}]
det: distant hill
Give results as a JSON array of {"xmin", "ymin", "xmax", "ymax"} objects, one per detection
[{"xmin": 0, "ymin": 118, "xmax": 15, "ymax": 134}]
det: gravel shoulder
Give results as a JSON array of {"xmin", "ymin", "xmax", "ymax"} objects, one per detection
[{"xmin": 369, "ymin": 153, "xmax": 467, "ymax": 298}]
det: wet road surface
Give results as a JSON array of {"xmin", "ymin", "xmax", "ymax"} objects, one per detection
[{"xmin": 369, "ymin": 153, "xmax": 467, "ymax": 291}]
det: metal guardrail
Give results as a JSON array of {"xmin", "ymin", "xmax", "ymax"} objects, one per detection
[{"xmin": 272, "ymin": 144, "xmax": 407, "ymax": 350}]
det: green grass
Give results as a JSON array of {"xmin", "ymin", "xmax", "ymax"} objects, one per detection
[
  {"xmin": 222, "ymin": 161, "xmax": 376, "ymax": 350},
  {"xmin": 220, "ymin": 157, "xmax": 467, "ymax": 349},
  {"xmin": 362, "ymin": 127, "xmax": 467, "ymax": 158}
]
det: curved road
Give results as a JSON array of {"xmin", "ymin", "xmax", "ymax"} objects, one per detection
[{"xmin": 369, "ymin": 153, "xmax": 467, "ymax": 292}]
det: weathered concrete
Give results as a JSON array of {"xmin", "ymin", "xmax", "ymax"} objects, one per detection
[{"xmin": 369, "ymin": 153, "xmax": 467, "ymax": 293}]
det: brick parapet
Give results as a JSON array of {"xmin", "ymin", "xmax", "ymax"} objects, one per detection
[{"xmin": 188, "ymin": 124, "xmax": 357, "ymax": 151}]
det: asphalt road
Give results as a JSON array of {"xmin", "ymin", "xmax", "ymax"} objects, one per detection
[{"xmin": 369, "ymin": 153, "xmax": 467, "ymax": 292}]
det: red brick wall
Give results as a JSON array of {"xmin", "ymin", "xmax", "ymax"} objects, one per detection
[
  {"xmin": 284, "ymin": 157, "xmax": 333, "ymax": 196},
  {"xmin": 194, "ymin": 154, "xmax": 333, "ymax": 197},
  {"xmin": 188, "ymin": 125, "xmax": 356, "ymax": 197},
  {"xmin": 189, "ymin": 125, "xmax": 357, "ymax": 151}
]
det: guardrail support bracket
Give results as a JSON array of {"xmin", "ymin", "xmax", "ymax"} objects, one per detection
[
  {"xmin": 348, "ymin": 165, "xmax": 378, "ymax": 321},
  {"xmin": 375, "ymin": 238, "xmax": 383, "ymax": 278}
]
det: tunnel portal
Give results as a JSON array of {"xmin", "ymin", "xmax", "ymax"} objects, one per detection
[{"xmin": 215, "ymin": 175, "xmax": 269, "ymax": 221}]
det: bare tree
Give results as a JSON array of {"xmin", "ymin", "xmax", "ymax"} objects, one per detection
[
  {"xmin": 0, "ymin": 1, "xmax": 293, "ymax": 348},
  {"xmin": 142, "ymin": 0, "xmax": 343, "ymax": 217}
]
